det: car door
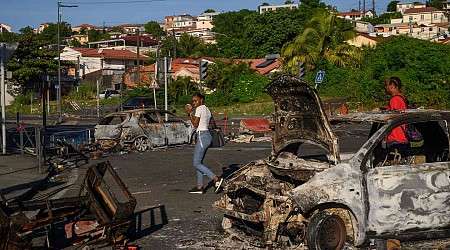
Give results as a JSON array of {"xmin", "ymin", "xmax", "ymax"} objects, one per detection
[
  {"xmin": 95, "ymin": 114, "xmax": 127, "ymax": 140},
  {"xmin": 138, "ymin": 111, "xmax": 166, "ymax": 147},
  {"xmin": 364, "ymin": 120, "xmax": 450, "ymax": 236},
  {"xmin": 159, "ymin": 111, "xmax": 190, "ymax": 145}
]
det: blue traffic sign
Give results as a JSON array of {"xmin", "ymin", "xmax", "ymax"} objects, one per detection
[{"xmin": 315, "ymin": 71, "xmax": 325, "ymax": 84}]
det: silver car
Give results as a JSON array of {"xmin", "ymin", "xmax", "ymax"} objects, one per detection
[
  {"xmin": 95, "ymin": 109, "xmax": 195, "ymax": 152},
  {"xmin": 214, "ymin": 75, "xmax": 450, "ymax": 249}
]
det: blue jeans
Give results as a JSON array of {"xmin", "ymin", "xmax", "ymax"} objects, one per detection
[{"xmin": 193, "ymin": 130, "xmax": 216, "ymax": 186}]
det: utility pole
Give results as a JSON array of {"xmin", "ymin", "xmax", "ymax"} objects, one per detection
[
  {"xmin": 57, "ymin": 1, "xmax": 78, "ymax": 124},
  {"xmin": 359, "ymin": 0, "xmax": 361, "ymax": 11},
  {"xmin": 136, "ymin": 29, "xmax": 140, "ymax": 87},
  {"xmin": 372, "ymin": 0, "xmax": 375, "ymax": 16},
  {"xmin": 171, "ymin": 29, "xmax": 177, "ymax": 59},
  {"xmin": 363, "ymin": 0, "xmax": 366, "ymax": 17}
]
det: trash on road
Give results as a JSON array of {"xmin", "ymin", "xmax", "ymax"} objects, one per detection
[{"xmin": 0, "ymin": 161, "xmax": 136, "ymax": 249}]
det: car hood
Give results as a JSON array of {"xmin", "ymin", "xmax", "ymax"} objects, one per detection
[{"xmin": 263, "ymin": 75, "xmax": 340, "ymax": 163}]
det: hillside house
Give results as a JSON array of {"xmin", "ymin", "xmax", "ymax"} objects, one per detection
[
  {"xmin": 71, "ymin": 23, "xmax": 102, "ymax": 33},
  {"xmin": 0, "ymin": 23, "xmax": 11, "ymax": 33},
  {"xmin": 338, "ymin": 10, "xmax": 374, "ymax": 20},
  {"xmin": 259, "ymin": 3, "xmax": 298, "ymax": 14},
  {"xmin": 346, "ymin": 33, "xmax": 379, "ymax": 47},
  {"xmin": 87, "ymin": 35, "xmax": 159, "ymax": 54},
  {"xmin": 403, "ymin": 7, "xmax": 447, "ymax": 25}
]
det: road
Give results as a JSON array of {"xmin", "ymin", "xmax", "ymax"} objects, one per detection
[{"xmin": 88, "ymin": 141, "xmax": 273, "ymax": 249}]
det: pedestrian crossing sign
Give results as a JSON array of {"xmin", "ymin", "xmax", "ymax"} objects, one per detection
[
  {"xmin": 150, "ymin": 81, "xmax": 159, "ymax": 89},
  {"xmin": 315, "ymin": 71, "xmax": 325, "ymax": 84}
]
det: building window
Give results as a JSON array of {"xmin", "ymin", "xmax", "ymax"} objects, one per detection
[
  {"xmin": 421, "ymin": 15, "xmax": 424, "ymax": 20},
  {"xmin": 434, "ymin": 14, "xmax": 437, "ymax": 18},
  {"xmin": 429, "ymin": 28, "xmax": 433, "ymax": 31}
]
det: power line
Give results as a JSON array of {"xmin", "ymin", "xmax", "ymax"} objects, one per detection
[{"xmin": 65, "ymin": 0, "xmax": 165, "ymax": 4}]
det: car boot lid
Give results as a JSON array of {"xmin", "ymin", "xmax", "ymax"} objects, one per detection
[{"xmin": 263, "ymin": 75, "xmax": 340, "ymax": 163}]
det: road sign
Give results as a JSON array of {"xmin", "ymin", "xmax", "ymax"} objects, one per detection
[
  {"xmin": 150, "ymin": 81, "xmax": 159, "ymax": 89},
  {"xmin": 0, "ymin": 42, "xmax": 19, "ymax": 64},
  {"xmin": 315, "ymin": 71, "xmax": 325, "ymax": 84}
]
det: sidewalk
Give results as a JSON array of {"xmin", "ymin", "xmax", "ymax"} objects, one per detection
[
  {"xmin": 0, "ymin": 153, "xmax": 45, "ymax": 201},
  {"xmin": 0, "ymin": 153, "xmax": 84, "ymax": 202}
]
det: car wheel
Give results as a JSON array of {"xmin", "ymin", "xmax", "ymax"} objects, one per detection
[
  {"xmin": 133, "ymin": 137, "xmax": 149, "ymax": 152},
  {"xmin": 306, "ymin": 211, "xmax": 347, "ymax": 250}
]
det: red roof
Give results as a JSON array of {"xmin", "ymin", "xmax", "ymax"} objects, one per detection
[
  {"xmin": 438, "ymin": 38, "xmax": 450, "ymax": 44},
  {"xmin": 122, "ymin": 35, "xmax": 159, "ymax": 43},
  {"xmin": 73, "ymin": 23, "xmax": 101, "ymax": 29},
  {"xmin": 236, "ymin": 58, "xmax": 281, "ymax": 75},
  {"xmin": 404, "ymin": 7, "xmax": 440, "ymax": 14},
  {"xmin": 70, "ymin": 47, "xmax": 149, "ymax": 60},
  {"xmin": 357, "ymin": 33, "xmax": 379, "ymax": 41},
  {"xmin": 338, "ymin": 10, "xmax": 370, "ymax": 17}
]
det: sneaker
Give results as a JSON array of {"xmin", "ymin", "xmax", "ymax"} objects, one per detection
[
  {"xmin": 189, "ymin": 186, "xmax": 204, "ymax": 194},
  {"xmin": 214, "ymin": 178, "xmax": 224, "ymax": 194}
]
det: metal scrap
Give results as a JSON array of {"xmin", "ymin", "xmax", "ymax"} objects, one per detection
[{"xmin": 0, "ymin": 161, "xmax": 136, "ymax": 249}]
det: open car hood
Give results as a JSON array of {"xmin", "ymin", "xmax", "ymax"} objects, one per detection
[{"xmin": 263, "ymin": 75, "xmax": 340, "ymax": 163}]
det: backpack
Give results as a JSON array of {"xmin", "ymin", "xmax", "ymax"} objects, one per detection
[
  {"xmin": 394, "ymin": 94, "xmax": 415, "ymax": 109},
  {"xmin": 394, "ymin": 95, "xmax": 423, "ymax": 142},
  {"xmin": 402, "ymin": 123, "xmax": 423, "ymax": 142}
]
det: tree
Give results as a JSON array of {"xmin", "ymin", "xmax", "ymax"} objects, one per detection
[
  {"xmin": 426, "ymin": 0, "xmax": 444, "ymax": 9},
  {"xmin": 387, "ymin": 1, "xmax": 400, "ymax": 12},
  {"xmin": 281, "ymin": 10, "xmax": 358, "ymax": 73},
  {"xmin": 285, "ymin": 0, "xmax": 294, "ymax": 4},
  {"xmin": 203, "ymin": 9, "xmax": 216, "ymax": 13},
  {"xmin": 39, "ymin": 22, "xmax": 72, "ymax": 45},
  {"xmin": 88, "ymin": 29, "xmax": 110, "ymax": 42},
  {"xmin": 261, "ymin": 2, "xmax": 269, "ymax": 6},
  {"xmin": 177, "ymin": 33, "xmax": 202, "ymax": 58},
  {"xmin": 144, "ymin": 21, "xmax": 165, "ymax": 38},
  {"xmin": 110, "ymin": 26, "xmax": 125, "ymax": 34},
  {"xmin": 6, "ymin": 27, "xmax": 59, "ymax": 93}
]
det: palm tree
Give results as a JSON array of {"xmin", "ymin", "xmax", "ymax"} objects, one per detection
[{"xmin": 281, "ymin": 9, "xmax": 360, "ymax": 73}]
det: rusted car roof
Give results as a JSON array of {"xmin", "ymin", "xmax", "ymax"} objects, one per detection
[
  {"xmin": 107, "ymin": 108, "xmax": 168, "ymax": 116},
  {"xmin": 330, "ymin": 109, "xmax": 450, "ymax": 123}
]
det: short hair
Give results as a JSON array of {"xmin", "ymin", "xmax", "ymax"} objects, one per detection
[
  {"xmin": 385, "ymin": 76, "xmax": 402, "ymax": 90},
  {"xmin": 192, "ymin": 92, "xmax": 205, "ymax": 100}
]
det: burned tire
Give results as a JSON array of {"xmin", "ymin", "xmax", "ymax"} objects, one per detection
[
  {"xmin": 307, "ymin": 211, "xmax": 347, "ymax": 250},
  {"xmin": 133, "ymin": 136, "xmax": 149, "ymax": 152}
]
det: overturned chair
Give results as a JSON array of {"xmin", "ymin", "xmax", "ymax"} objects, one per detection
[{"xmin": 0, "ymin": 161, "xmax": 136, "ymax": 249}]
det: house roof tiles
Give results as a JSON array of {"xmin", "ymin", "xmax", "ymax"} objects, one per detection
[
  {"xmin": 404, "ymin": 7, "xmax": 440, "ymax": 14},
  {"xmin": 70, "ymin": 47, "xmax": 149, "ymax": 60}
]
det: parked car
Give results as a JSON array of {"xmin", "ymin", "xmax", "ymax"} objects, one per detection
[
  {"xmin": 214, "ymin": 75, "xmax": 450, "ymax": 249},
  {"xmin": 98, "ymin": 89, "xmax": 121, "ymax": 99},
  {"xmin": 118, "ymin": 97, "xmax": 155, "ymax": 111},
  {"xmin": 94, "ymin": 109, "xmax": 195, "ymax": 152}
]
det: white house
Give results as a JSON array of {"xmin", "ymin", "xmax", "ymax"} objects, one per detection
[
  {"xmin": 403, "ymin": 7, "xmax": 447, "ymax": 25},
  {"xmin": 259, "ymin": 3, "xmax": 298, "ymax": 14},
  {"xmin": 337, "ymin": 10, "xmax": 374, "ymax": 20}
]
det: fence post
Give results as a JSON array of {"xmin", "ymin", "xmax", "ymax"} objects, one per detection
[
  {"xmin": 36, "ymin": 127, "xmax": 43, "ymax": 173},
  {"xmin": 19, "ymin": 127, "xmax": 24, "ymax": 154}
]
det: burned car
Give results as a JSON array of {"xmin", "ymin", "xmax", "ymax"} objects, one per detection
[
  {"xmin": 214, "ymin": 75, "xmax": 450, "ymax": 249},
  {"xmin": 95, "ymin": 109, "xmax": 195, "ymax": 152}
]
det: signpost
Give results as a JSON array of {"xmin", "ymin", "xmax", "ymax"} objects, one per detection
[
  {"xmin": 0, "ymin": 42, "xmax": 18, "ymax": 154},
  {"xmin": 314, "ymin": 71, "xmax": 325, "ymax": 89},
  {"xmin": 150, "ymin": 81, "xmax": 159, "ymax": 108}
]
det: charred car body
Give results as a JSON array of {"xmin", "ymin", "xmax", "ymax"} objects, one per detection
[
  {"xmin": 0, "ymin": 161, "xmax": 136, "ymax": 249},
  {"xmin": 214, "ymin": 75, "xmax": 450, "ymax": 249},
  {"xmin": 95, "ymin": 109, "xmax": 195, "ymax": 152}
]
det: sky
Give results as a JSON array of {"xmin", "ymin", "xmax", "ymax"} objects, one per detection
[{"xmin": 1, "ymin": 0, "xmax": 392, "ymax": 32}]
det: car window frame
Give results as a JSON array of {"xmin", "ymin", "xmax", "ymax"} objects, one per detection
[{"xmin": 357, "ymin": 117, "xmax": 450, "ymax": 171}]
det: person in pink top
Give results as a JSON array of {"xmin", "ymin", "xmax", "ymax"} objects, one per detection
[{"xmin": 383, "ymin": 76, "xmax": 408, "ymax": 148}]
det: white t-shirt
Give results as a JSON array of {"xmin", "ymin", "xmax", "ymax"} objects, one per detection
[{"xmin": 195, "ymin": 105, "xmax": 211, "ymax": 131}]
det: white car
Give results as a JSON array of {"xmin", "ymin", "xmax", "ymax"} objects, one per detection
[
  {"xmin": 95, "ymin": 109, "xmax": 195, "ymax": 152},
  {"xmin": 98, "ymin": 90, "xmax": 122, "ymax": 99}
]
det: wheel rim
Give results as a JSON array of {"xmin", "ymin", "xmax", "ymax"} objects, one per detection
[
  {"xmin": 317, "ymin": 216, "xmax": 346, "ymax": 250},
  {"xmin": 134, "ymin": 137, "xmax": 148, "ymax": 152}
]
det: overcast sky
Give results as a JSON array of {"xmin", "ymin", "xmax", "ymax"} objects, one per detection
[{"xmin": 1, "ymin": 0, "xmax": 392, "ymax": 32}]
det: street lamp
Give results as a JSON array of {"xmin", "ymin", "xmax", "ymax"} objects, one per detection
[{"xmin": 57, "ymin": 1, "xmax": 78, "ymax": 123}]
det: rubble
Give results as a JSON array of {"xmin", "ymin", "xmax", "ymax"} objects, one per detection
[{"xmin": 0, "ymin": 161, "xmax": 136, "ymax": 249}]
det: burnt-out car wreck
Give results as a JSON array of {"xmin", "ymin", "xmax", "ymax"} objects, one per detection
[
  {"xmin": 214, "ymin": 75, "xmax": 450, "ymax": 249},
  {"xmin": 0, "ymin": 161, "xmax": 136, "ymax": 249}
]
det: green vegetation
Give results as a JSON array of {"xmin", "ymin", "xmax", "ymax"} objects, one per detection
[{"xmin": 1, "ymin": 0, "xmax": 450, "ymax": 115}]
